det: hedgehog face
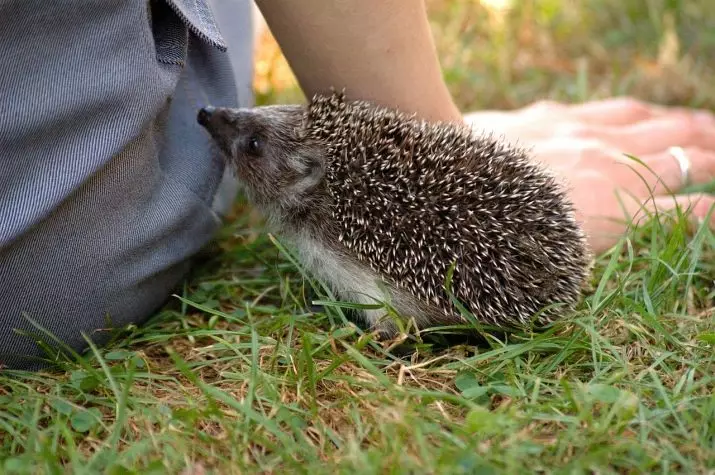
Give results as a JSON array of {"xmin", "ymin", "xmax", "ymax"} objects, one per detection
[{"xmin": 197, "ymin": 104, "xmax": 327, "ymax": 210}]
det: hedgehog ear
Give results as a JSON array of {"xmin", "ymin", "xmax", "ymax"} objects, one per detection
[
  {"xmin": 304, "ymin": 150, "xmax": 325, "ymax": 179},
  {"xmin": 294, "ymin": 117, "xmax": 310, "ymax": 140},
  {"xmin": 286, "ymin": 155, "xmax": 324, "ymax": 196}
]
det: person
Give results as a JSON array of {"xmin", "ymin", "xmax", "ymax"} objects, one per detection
[{"xmin": 1, "ymin": 1, "xmax": 713, "ymax": 371}]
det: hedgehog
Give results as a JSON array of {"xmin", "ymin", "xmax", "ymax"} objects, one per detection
[{"xmin": 197, "ymin": 91, "xmax": 591, "ymax": 337}]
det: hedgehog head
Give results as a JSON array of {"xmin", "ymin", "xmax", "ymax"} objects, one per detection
[{"xmin": 197, "ymin": 103, "xmax": 327, "ymax": 216}]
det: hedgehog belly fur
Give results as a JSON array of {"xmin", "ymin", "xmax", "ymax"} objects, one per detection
[{"xmin": 288, "ymin": 231, "xmax": 433, "ymax": 335}]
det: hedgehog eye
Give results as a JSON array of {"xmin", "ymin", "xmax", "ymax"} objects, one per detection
[{"xmin": 247, "ymin": 135, "xmax": 261, "ymax": 154}]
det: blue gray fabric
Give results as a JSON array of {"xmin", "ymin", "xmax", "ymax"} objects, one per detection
[{"xmin": 0, "ymin": 0, "xmax": 254, "ymax": 370}]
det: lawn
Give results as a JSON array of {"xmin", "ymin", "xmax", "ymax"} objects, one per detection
[{"xmin": 2, "ymin": 0, "xmax": 714, "ymax": 473}]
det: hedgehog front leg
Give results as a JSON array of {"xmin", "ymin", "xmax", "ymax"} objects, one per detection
[{"xmin": 288, "ymin": 232, "xmax": 418, "ymax": 336}]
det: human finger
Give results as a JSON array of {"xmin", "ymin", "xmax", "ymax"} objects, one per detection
[
  {"xmin": 612, "ymin": 147, "xmax": 715, "ymax": 196},
  {"xmin": 624, "ymin": 192, "xmax": 715, "ymax": 230},
  {"xmin": 565, "ymin": 97, "xmax": 661, "ymax": 126},
  {"xmin": 558, "ymin": 113, "xmax": 715, "ymax": 156}
]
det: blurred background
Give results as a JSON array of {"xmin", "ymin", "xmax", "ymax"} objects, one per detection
[{"xmin": 250, "ymin": 0, "xmax": 715, "ymax": 112}]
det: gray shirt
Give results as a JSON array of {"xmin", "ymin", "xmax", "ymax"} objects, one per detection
[{"xmin": 0, "ymin": 0, "xmax": 254, "ymax": 369}]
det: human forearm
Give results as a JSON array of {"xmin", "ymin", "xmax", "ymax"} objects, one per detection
[{"xmin": 254, "ymin": 0, "xmax": 461, "ymax": 122}]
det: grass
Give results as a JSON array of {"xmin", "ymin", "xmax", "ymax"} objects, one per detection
[{"xmin": 2, "ymin": 0, "xmax": 715, "ymax": 473}]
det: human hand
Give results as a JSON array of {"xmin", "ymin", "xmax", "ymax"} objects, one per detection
[{"xmin": 464, "ymin": 98, "xmax": 715, "ymax": 255}]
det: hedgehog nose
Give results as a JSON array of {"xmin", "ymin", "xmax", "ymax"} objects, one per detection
[{"xmin": 197, "ymin": 106, "xmax": 216, "ymax": 127}]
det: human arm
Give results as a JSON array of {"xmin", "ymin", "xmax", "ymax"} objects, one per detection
[{"xmin": 254, "ymin": 0, "xmax": 462, "ymax": 122}]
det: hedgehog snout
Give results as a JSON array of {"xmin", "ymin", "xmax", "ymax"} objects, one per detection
[
  {"xmin": 197, "ymin": 106, "xmax": 233, "ymax": 135},
  {"xmin": 197, "ymin": 105, "xmax": 244, "ymax": 153},
  {"xmin": 197, "ymin": 106, "xmax": 216, "ymax": 127}
]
